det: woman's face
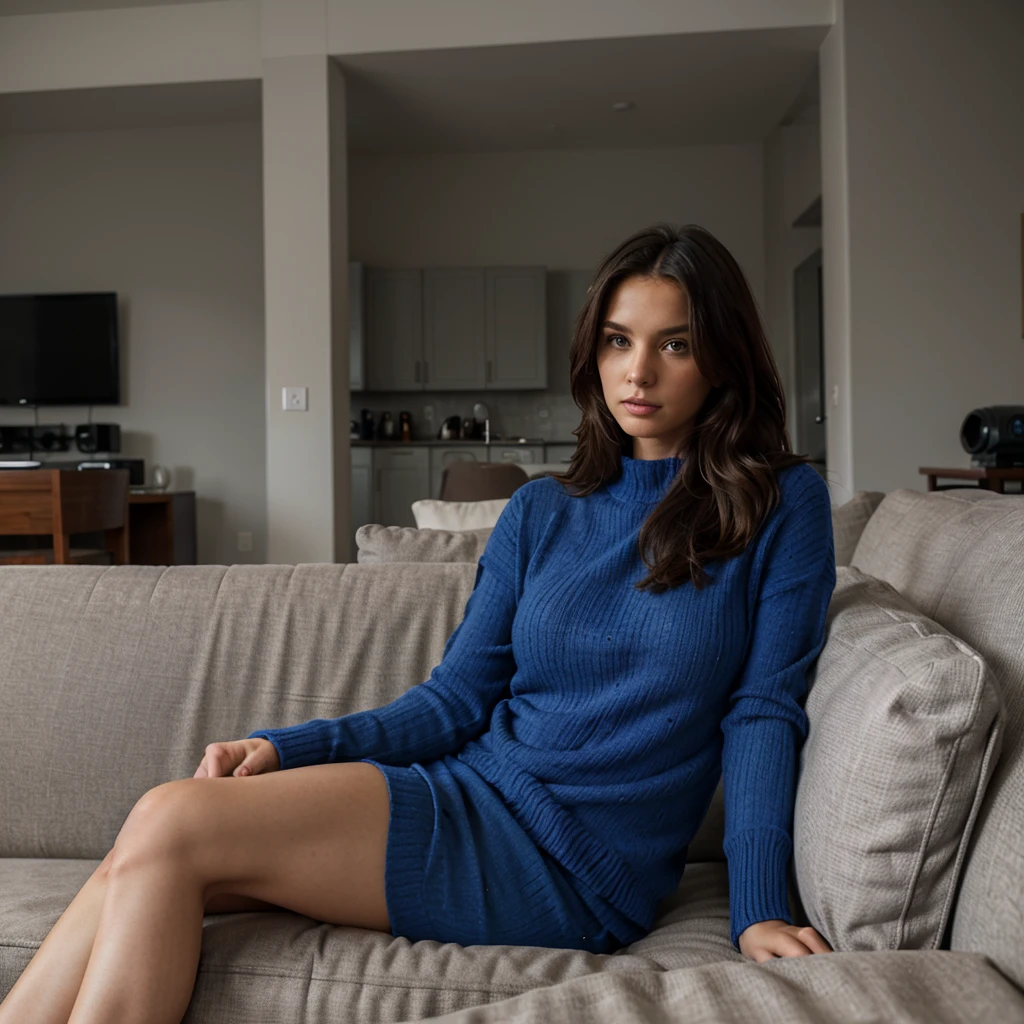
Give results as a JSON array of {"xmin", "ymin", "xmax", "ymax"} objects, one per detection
[{"xmin": 596, "ymin": 274, "xmax": 714, "ymax": 460}]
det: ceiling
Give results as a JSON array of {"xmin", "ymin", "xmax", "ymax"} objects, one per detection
[{"xmin": 0, "ymin": 26, "xmax": 824, "ymax": 152}]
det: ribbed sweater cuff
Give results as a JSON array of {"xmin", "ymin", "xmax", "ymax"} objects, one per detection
[
  {"xmin": 246, "ymin": 723, "xmax": 336, "ymax": 771},
  {"xmin": 724, "ymin": 827, "xmax": 793, "ymax": 950}
]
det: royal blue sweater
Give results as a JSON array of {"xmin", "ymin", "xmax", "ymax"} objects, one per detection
[{"xmin": 249, "ymin": 454, "xmax": 836, "ymax": 949}]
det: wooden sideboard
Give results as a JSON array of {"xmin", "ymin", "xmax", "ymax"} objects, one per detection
[{"xmin": 0, "ymin": 470, "xmax": 197, "ymax": 565}]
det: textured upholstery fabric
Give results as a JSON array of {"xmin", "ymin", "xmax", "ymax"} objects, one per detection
[
  {"xmin": 409, "ymin": 950, "xmax": 1024, "ymax": 1024},
  {"xmin": 851, "ymin": 488, "xmax": 1024, "ymax": 989},
  {"xmin": 795, "ymin": 565, "xmax": 1004, "ymax": 951},
  {"xmin": 411, "ymin": 498, "xmax": 509, "ymax": 530},
  {"xmin": 831, "ymin": 490, "xmax": 886, "ymax": 565},
  {"xmin": 3, "ymin": 482, "xmax": 1024, "ymax": 1020},
  {"xmin": 0, "ymin": 563, "xmax": 742, "ymax": 1023},
  {"xmin": 356, "ymin": 524, "xmax": 493, "ymax": 564}
]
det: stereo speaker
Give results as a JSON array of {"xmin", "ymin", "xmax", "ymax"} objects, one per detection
[{"xmin": 75, "ymin": 423, "xmax": 122, "ymax": 454}]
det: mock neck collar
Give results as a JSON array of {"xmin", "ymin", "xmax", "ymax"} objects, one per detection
[{"xmin": 606, "ymin": 452, "xmax": 686, "ymax": 505}]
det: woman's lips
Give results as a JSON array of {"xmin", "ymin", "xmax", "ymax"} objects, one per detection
[{"xmin": 623, "ymin": 400, "xmax": 660, "ymax": 416}]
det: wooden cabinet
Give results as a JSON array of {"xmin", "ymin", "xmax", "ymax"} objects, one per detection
[
  {"xmin": 423, "ymin": 269, "xmax": 487, "ymax": 390},
  {"xmin": 365, "ymin": 268, "xmax": 423, "ymax": 391},
  {"xmin": 363, "ymin": 266, "xmax": 547, "ymax": 392},
  {"xmin": 543, "ymin": 444, "xmax": 578, "ymax": 465},
  {"xmin": 349, "ymin": 445, "xmax": 373, "ymax": 561},
  {"xmin": 373, "ymin": 447, "xmax": 430, "ymax": 528},
  {"xmin": 489, "ymin": 445, "xmax": 545, "ymax": 466},
  {"xmin": 486, "ymin": 267, "xmax": 547, "ymax": 389},
  {"xmin": 430, "ymin": 445, "xmax": 489, "ymax": 499}
]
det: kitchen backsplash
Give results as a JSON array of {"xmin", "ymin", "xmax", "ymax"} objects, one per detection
[{"xmin": 351, "ymin": 388, "xmax": 582, "ymax": 443}]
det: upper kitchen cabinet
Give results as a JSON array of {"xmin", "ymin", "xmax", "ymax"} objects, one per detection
[
  {"xmin": 365, "ymin": 268, "xmax": 423, "ymax": 390},
  {"xmin": 485, "ymin": 267, "xmax": 547, "ymax": 389},
  {"xmin": 363, "ymin": 266, "xmax": 547, "ymax": 391},
  {"xmin": 423, "ymin": 268, "xmax": 487, "ymax": 389}
]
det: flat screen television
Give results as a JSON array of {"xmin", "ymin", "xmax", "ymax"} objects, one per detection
[{"xmin": 0, "ymin": 291, "xmax": 120, "ymax": 406}]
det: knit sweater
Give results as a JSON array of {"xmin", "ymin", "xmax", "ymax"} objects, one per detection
[{"xmin": 249, "ymin": 454, "xmax": 837, "ymax": 949}]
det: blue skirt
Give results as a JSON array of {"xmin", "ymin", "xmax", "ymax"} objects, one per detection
[{"xmin": 361, "ymin": 754, "xmax": 632, "ymax": 953}]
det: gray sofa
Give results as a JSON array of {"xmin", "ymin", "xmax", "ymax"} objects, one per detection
[{"xmin": 1, "ymin": 485, "xmax": 1023, "ymax": 1023}]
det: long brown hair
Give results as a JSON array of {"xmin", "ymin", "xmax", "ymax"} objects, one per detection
[{"xmin": 551, "ymin": 223, "xmax": 812, "ymax": 593}]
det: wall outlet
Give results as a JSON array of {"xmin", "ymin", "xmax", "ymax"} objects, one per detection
[
  {"xmin": 282, "ymin": 386, "xmax": 308, "ymax": 411},
  {"xmin": 237, "ymin": 531, "xmax": 253, "ymax": 552}
]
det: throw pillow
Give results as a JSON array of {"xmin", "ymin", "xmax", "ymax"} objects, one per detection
[
  {"xmin": 831, "ymin": 490, "xmax": 886, "ymax": 565},
  {"xmin": 356, "ymin": 524, "xmax": 493, "ymax": 564},
  {"xmin": 411, "ymin": 497, "xmax": 509, "ymax": 530},
  {"xmin": 794, "ymin": 566, "xmax": 1005, "ymax": 951}
]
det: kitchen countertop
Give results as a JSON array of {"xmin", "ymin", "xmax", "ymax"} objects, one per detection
[{"xmin": 350, "ymin": 438, "xmax": 576, "ymax": 446}]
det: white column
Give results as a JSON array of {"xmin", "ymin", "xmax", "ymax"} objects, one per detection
[{"xmin": 261, "ymin": 5, "xmax": 350, "ymax": 563}]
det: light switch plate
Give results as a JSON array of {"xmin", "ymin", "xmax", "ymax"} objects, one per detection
[{"xmin": 283, "ymin": 386, "xmax": 308, "ymax": 411}]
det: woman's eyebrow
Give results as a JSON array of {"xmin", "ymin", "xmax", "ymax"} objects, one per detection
[{"xmin": 602, "ymin": 320, "xmax": 690, "ymax": 334}]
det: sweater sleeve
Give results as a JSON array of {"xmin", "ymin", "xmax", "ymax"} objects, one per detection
[
  {"xmin": 721, "ymin": 468, "xmax": 836, "ymax": 951},
  {"xmin": 246, "ymin": 490, "xmax": 525, "ymax": 771}
]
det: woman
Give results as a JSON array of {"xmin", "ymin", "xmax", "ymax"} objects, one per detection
[{"xmin": 0, "ymin": 223, "xmax": 834, "ymax": 1024}]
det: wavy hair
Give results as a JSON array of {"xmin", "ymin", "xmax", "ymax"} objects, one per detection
[{"xmin": 550, "ymin": 223, "xmax": 813, "ymax": 593}]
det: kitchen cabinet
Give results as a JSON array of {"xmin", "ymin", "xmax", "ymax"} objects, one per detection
[
  {"xmin": 374, "ymin": 446, "xmax": 430, "ymax": 528},
  {"xmin": 363, "ymin": 266, "xmax": 547, "ymax": 392},
  {"xmin": 430, "ymin": 446, "xmax": 489, "ymax": 499},
  {"xmin": 489, "ymin": 445, "xmax": 545, "ymax": 466},
  {"xmin": 423, "ymin": 269, "xmax": 487, "ymax": 390},
  {"xmin": 486, "ymin": 267, "xmax": 547, "ymax": 389},
  {"xmin": 349, "ymin": 262, "xmax": 366, "ymax": 392},
  {"xmin": 349, "ymin": 445, "xmax": 374, "ymax": 561},
  {"xmin": 543, "ymin": 444, "xmax": 578, "ymax": 465},
  {"xmin": 365, "ymin": 268, "xmax": 423, "ymax": 391}
]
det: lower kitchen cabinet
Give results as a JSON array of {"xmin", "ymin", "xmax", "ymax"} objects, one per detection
[{"xmin": 431, "ymin": 446, "xmax": 489, "ymax": 499}]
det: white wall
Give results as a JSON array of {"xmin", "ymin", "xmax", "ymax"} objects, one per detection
[
  {"xmin": 762, "ymin": 119, "xmax": 822, "ymax": 456},
  {"xmin": 0, "ymin": 120, "xmax": 267, "ymax": 565},
  {"xmin": 824, "ymin": 0, "xmax": 1024, "ymax": 496},
  {"xmin": 348, "ymin": 142, "xmax": 766, "ymax": 446}
]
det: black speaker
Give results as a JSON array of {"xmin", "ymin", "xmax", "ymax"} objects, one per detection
[
  {"xmin": 31, "ymin": 424, "xmax": 72, "ymax": 452},
  {"xmin": 0, "ymin": 426, "xmax": 33, "ymax": 454},
  {"xmin": 75, "ymin": 423, "xmax": 121, "ymax": 454},
  {"xmin": 960, "ymin": 405, "xmax": 1024, "ymax": 468}
]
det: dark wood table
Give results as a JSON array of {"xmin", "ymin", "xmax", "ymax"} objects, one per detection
[
  {"xmin": 919, "ymin": 466, "xmax": 1024, "ymax": 493},
  {"xmin": 126, "ymin": 491, "xmax": 197, "ymax": 564}
]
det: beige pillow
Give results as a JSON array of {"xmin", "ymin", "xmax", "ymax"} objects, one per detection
[
  {"xmin": 411, "ymin": 497, "xmax": 509, "ymax": 530},
  {"xmin": 831, "ymin": 490, "xmax": 886, "ymax": 565},
  {"xmin": 355, "ymin": 524, "xmax": 492, "ymax": 564},
  {"xmin": 794, "ymin": 566, "xmax": 1004, "ymax": 951}
]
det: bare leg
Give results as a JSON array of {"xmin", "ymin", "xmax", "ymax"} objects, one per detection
[
  {"xmin": 66, "ymin": 854, "xmax": 206, "ymax": 1024},
  {"xmin": 0, "ymin": 853, "xmax": 113, "ymax": 1024},
  {"xmin": 0, "ymin": 853, "xmax": 275, "ymax": 1024}
]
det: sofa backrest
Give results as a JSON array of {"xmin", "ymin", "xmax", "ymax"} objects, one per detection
[
  {"xmin": 851, "ymin": 487, "xmax": 1024, "ymax": 988},
  {"xmin": 0, "ymin": 562, "xmax": 479, "ymax": 860}
]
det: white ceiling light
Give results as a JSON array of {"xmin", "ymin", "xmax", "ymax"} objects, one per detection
[{"xmin": 611, "ymin": 100, "xmax": 635, "ymax": 111}]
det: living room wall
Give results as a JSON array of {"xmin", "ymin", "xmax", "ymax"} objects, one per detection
[
  {"xmin": 0, "ymin": 118, "xmax": 266, "ymax": 566},
  {"xmin": 822, "ymin": 0, "xmax": 1024, "ymax": 497}
]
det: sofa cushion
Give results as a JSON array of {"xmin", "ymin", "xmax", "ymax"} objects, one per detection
[
  {"xmin": 412, "ymin": 498, "xmax": 509, "ymax": 530},
  {"xmin": 848, "ymin": 488, "xmax": 1024, "ymax": 987},
  {"xmin": 408, "ymin": 948, "xmax": 1024, "ymax": 1024},
  {"xmin": 0, "ymin": 857, "xmax": 744, "ymax": 1023},
  {"xmin": 356, "ymin": 524, "xmax": 493, "ymax": 564},
  {"xmin": 794, "ymin": 566, "xmax": 1004, "ymax": 952},
  {"xmin": 831, "ymin": 490, "xmax": 885, "ymax": 565}
]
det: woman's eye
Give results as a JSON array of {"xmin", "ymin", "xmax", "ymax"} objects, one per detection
[{"xmin": 605, "ymin": 335, "xmax": 688, "ymax": 353}]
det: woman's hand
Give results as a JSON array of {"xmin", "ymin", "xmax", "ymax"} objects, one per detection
[
  {"xmin": 738, "ymin": 920, "xmax": 833, "ymax": 962},
  {"xmin": 193, "ymin": 738, "xmax": 280, "ymax": 779}
]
